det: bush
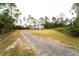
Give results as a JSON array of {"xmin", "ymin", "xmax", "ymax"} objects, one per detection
[
  {"xmin": 0, "ymin": 12, "xmax": 15, "ymax": 33},
  {"xmin": 14, "ymin": 25, "xmax": 31, "ymax": 30},
  {"xmin": 14, "ymin": 25, "xmax": 24, "ymax": 29},
  {"xmin": 69, "ymin": 16, "xmax": 79, "ymax": 36},
  {"xmin": 25, "ymin": 26, "xmax": 31, "ymax": 29},
  {"xmin": 55, "ymin": 27, "xmax": 69, "ymax": 33},
  {"xmin": 69, "ymin": 26, "xmax": 79, "ymax": 36}
]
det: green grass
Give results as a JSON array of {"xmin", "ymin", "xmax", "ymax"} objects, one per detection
[
  {"xmin": 1, "ymin": 45, "xmax": 35, "ymax": 56},
  {"xmin": 27, "ymin": 29, "xmax": 79, "ymax": 50}
]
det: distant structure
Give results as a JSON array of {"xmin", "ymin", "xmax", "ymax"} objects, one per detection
[
  {"xmin": 26, "ymin": 18, "xmax": 44, "ymax": 30},
  {"xmin": 31, "ymin": 24, "xmax": 44, "ymax": 30}
]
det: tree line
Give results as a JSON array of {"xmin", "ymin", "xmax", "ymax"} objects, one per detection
[
  {"xmin": 24, "ymin": 3, "xmax": 79, "ymax": 36},
  {"xmin": 43, "ymin": 3, "xmax": 79, "ymax": 36},
  {"xmin": 0, "ymin": 3, "xmax": 21, "ymax": 33},
  {"xmin": 0, "ymin": 3, "xmax": 79, "ymax": 36}
]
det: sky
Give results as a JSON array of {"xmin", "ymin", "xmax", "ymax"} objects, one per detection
[{"xmin": 0, "ymin": 0, "xmax": 79, "ymax": 19}]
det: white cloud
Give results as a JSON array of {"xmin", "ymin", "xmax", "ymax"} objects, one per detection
[{"xmin": 0, "ymin": 0, "xmax": 79, "ymax": 19}]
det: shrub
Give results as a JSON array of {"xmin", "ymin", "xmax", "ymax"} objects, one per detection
[
  {"xmin": 69, "ymin": 16, "xmax": 79, "ymax": 36},
  {"xmin": 55, "ymin": 27, "xmax": 69, "ymax": 33}
]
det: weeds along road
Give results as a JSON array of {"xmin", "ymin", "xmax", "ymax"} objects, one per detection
[{"xmin": 21, "ymin": 30, "xmax": 79, "ymax": 56}]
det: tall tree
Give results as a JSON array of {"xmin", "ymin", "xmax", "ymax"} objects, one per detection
[
  {"xmin": 0, "ymin": 3, "xmax": 17, "ymax": 17},
  {"xmin": 14, "ymin": 9, "xmax": 21, "ymax": 25},
  {"xmin": 7, "ymin": 3, "xmax": 17, "ymax": 17},
  {"xmin": 27, "ymin": 15, "xmax": 34, "ymax": 25},
  {"xmin": 23, "ymin": 17, "xmax": 26, "ymax": 21},
  {"xmin": 71, "ymin": 3, "xmax": 79, "ymax": 16},
  {"xmin": 0, "ymin": 3, "xmax": 20, "ymax": 33},
  {"xmin": 52, "ymin": 17, "xmax": 56, "ymax": 23},
  {"xmin": 0, "ymin": 11, "xmax": 15, "ymax": 33},
  {"xmin": 39, "ymin": 17, "xmax": 45, "ymax": 24},
  {"xmin": 45, "ymin": 16, "xmax": 50, "ymax": 22},
  {"xmin": 69, "ymin": 3, "xmax": 79, "ymax": 36}
]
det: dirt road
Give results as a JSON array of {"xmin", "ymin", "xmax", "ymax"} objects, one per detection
[{"xmin": 21, "ymin": 30, "xmax": 79, "ymax": 56}]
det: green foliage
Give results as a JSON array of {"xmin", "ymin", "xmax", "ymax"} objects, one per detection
[
  {"xmin": 0, "ymin": 12, "xmax": 15, "ymax": 33},
  {"xmin": 0, "ymin": 3, "xmax": 21, "ymax": 33},
  {"xmin": 71, "ymin": 3, "xmax": 79, "ymax": 16},
  {"xmin": 69, "ymin": 16, "xmax": 79, "ymax": 36},
  {"xmin": 14, "ymin": 25, "xmax": 31, "ymax": 30},
  {"xmin": 55, "ymin": 27, "xmax": 70, "ymax": 33},
  {"xmin": 44, "ymin": 17, "xmax": 69, "ymax": 29},
  {"xmin": 14, "ymin": 25, "xmax": 24, "ymax": 29},
  {"xmin": 44, "ymin": 20, "xmax": 51, "ymax": 29}
]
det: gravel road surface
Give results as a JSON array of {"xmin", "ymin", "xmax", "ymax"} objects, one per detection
[{"xmin": 21, "ymin": 31, "xmax": 79, "ymax": 56}]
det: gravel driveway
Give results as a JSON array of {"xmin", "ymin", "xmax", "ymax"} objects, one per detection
[{"xmin": 21, "ymin": 31, "xmax": 79, "ymax": 56}]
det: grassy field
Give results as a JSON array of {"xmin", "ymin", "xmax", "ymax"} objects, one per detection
[
  {"xmin": 27, "ymin": 29, "xmax": 79, "ymax": 50},
  {"xmin": 0, "ymin": 31, "xmax": 20, "ymax": 51},
  {"xmin": 0, "ymin": 30, "xmax": 36, "ymax": 56}
]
